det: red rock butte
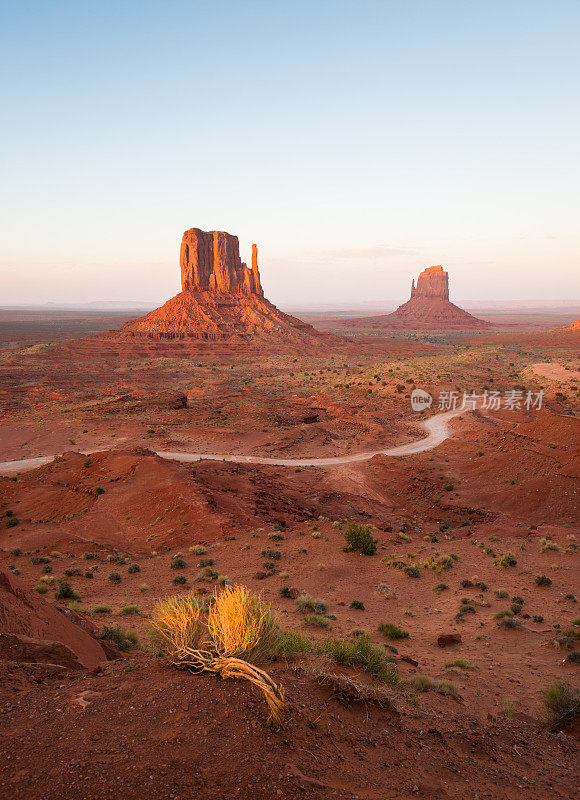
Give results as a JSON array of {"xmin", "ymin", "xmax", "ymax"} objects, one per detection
[
  {"xmin": 114, "ymin": 228, "xmax": 339, "ymax": 347},
  {"xmin": 350, "ymin": 265, "xmax": 492, "ymax": 330}
]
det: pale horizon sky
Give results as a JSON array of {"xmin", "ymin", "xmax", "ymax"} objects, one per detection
[{"xmin": 1, "ymin": 1, "xmax": 579, "ymax": 307}]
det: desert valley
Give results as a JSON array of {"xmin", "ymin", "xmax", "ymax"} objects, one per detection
[
  {"xmin": 2, "ymin": 3, "xmax": 579, "ymax": 798},
  {"xmin": 0, "ymin": 227, "xmax": 578, "ymax": 800}
]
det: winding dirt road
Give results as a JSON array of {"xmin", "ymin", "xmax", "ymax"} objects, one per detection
[{"xmin": 0, "ymin": 408, "xmax": 465, "ymax": 475}]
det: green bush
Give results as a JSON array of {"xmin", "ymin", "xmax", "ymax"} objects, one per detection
[
  {"xmin": 5, "ymin": 517, "xmax": 19, "ymax": 529},
  {"xmin": 378, "ymin": 622, "xmax": 409, "ymax": 640},
  {"xmin": 543, "ymin": 680, "xmax": 580, "ymax": 727},
  {"xmin": 304, "ymin": 614, "xmax": 331, "ymax": 628},
  {"xmin": 127, "ymin": 563, "xmax": 141, "ymax": 574},
  {"xmin": 535, "ymin": 575, "xmax": 552, "ymax": 587},
  {"xmin": 276, "ymin": 630, "xmax": 312, "ymax": 657},
  {"xmin": 320, "ymin": 633, "xmax": 400, "ymax": 686},
  {"xmin": 99, "ymin": 625, "xmax": 139, "ymax": 652},
  {"xmin": 120, "ymin": 605, "xmax": 141, "ymax": 616},
  {"xmin": 55, "ymin": 580, "xmax": 79, "ymax": 601},
  {"xmin": 170, "ymin": 556, "xmax": 187, "ymax": 569},
  {"xmin": 109, "ymin": 571, "xmax": 122, "ymax": 584},
  {"xmin": 296, "ymin": 594, "xmax": 327, "ymax": 614},
  {"xmin": 343, "ymin": 523, "xmax": 377, "ymax": 556},
  {"xmin": 495, "ymin": 552, "xmax": 517, "ymax": 568},
  {"xmin": 350, "ymin": 600, "xmax": 365, "ymax": 610}
]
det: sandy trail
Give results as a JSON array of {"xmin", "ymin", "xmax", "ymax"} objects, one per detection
[{"xmin": 0, "ymin": 408, "xmax": 465, "ymax": 475}]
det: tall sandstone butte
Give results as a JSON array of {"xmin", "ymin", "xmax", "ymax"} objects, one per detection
[
  {"xmin": 115, "ymin": 228, "xmax": 340, "ymax": 347},
  {"xmin": 350, "ymin": 265, "xmax": 491, "ymax": 330}
]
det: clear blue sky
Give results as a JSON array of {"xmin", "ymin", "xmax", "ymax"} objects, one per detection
[{"xmin": 1, "ymin": 0, "xmax": 578, "ymax": 307}]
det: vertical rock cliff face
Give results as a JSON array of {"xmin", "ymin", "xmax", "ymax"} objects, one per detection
[
  {"xmin": 410, "ymin": 265, "xmax": 449, "ymax": 300},
  {"xmin": 114, "ymin": 228, "xmax": 339, "ymax": 347},
  {"xmin": 180, "ymin": 229, "xmax": 263, "ymax": 296}
]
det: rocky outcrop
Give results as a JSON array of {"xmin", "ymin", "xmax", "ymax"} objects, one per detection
[
  {"xmin": 349, "ymin": 265, "xmax": 492, "ymax": 331},
  {"xmin": 410, "ymin": 265, "xmax": 449, "ymax": 299},
  {"xmin": 0, "ymin": 568, "xmax": 111, "ymax": 670},
  {"xmin": 180, "ymin": 229, "xmax": 263, "ymax": 296},
  {"xmin": 114, "ymin": 228, "xmax": 341, "ymax": 348}
]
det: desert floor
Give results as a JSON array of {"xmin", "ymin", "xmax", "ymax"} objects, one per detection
[{"xmin": 0, "ymin": 309, "xmax": 578, "ymax": 799}]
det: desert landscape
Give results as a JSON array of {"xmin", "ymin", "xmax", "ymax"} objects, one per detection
[
  {"xmin": 0, "ymin": 225, "xmax": 578, "ymax": 800},
  {"xmin": 2, "ymin": 3, "xmax": 579, "ymax": 799}
]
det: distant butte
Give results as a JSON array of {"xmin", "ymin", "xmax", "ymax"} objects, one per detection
[
  {"xmin": 349, "ymin": 265, "xmax": 492, "ymax": 330},
  {"xmin": 113, "ymin": 228, "xmax": 341, "ymax": 347}
]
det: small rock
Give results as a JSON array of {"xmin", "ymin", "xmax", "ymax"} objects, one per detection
[{"xmin": 437, "ymin": 633, "xmax": 462, "ymax": 647}]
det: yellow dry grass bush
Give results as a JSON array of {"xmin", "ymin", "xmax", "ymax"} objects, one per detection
[
  {"xmin": 208, "ymin": 583, "xmax": 280, "ymax": 662},
  {"xmin": 149, "ymin": 585, "xmax": 285, "ymax": 728}
]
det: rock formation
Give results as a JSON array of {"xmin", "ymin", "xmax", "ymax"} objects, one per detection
[
  {"xmin": 114, "ymin": 228, "xmax": 340, "ymax": 347},
  {"xmin": 349, "ymin": 265, "xmax": 492, "ymax": 331},
  {"xmin": 0, "ymin": 568, "xmax": 111, "ymax": 670},
  {"xmin": 565, "ymin": 318, "xmax": 580, "ymax": 330}
]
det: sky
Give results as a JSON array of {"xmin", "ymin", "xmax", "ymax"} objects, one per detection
[{"xmin": 1, "ymin": 0, "xmax": 579, "ymax": 308}]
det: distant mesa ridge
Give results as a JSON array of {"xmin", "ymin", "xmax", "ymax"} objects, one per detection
[
  {"xmin": 349, "ymin": 265, "xmax": 492, "ymax": 331},
  {"xmin": 113, "ymin": 228, "xmax": 340, "ymax": 347}
]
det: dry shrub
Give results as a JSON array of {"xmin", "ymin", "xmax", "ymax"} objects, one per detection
[
  {"xmin": 301, "ymin": 665, "xmax": 401, "ymax": 713},
  {"xmin": 150, "ymin": 585, "xmax": 284, "ymax": 728},
  {"xmin": 208, "ymin": 584, "xmax": 280, "ymax": 663}
]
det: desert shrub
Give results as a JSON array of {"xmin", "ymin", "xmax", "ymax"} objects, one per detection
[
  {"xmin": 83, "ymin": 458, "xmax": 92, "ymax": 468},
  {"xmin": 498, "ymin": 616, "xmax": 522, "ymax": 630},
  {"xmin": 93, "ymin": 604, "xmax": 112, "ymax": 614},
  {"xmin": 494, "ymin": 589, "xmax": 509, "ymax": 599},
  {"xmin": 378, "ymin": 622, "xmax": 409, "ymax": 640},
  {"xmin": 170, "ymin": 555, "xmax": 187, "ymax": 569},
  {"xmin": 495, "ymin": 552, "xmax": 517, "ymax": 568},
  {"xmin": 411, "ymin": 674, "xmax": 462, "ymax": 699},
  {"xmin": 511, "ymin": 603, "xmax": 522, "ymax": 615},
  {"xmin": 404, "ymin": 565, "xmax": 420, "ymax": 579},
  {"xmin": 100, "ymin": 625, "xmax": 139, "ymax": 651},
  {"xmin": 446, "ymin": 659, "xmax": 477, "ymax": 670},
  {"xmin": 535, "ymin": 575, "xmax": 552, "ymax": 587},
  {"xmin": 127, "ymin": 563, "xmax": 141, "ymax": 574},
  {"xmin": 540, "ymin": 537, "xmax": 560, "ymax": 552},
  {"xmin": 460, "ymin": 579, "xmax": 474, "ymax": 588},
  {"xmin": 433, "ymin": 583, "xmax": 448, "ymax": 593},
  {"xmin": 189, "ymin": 545, "xmax": 207, "ymax": 555},
  {"xmin": 512, "ymin": 595, "xmax": 524, "ymax": 605},
  {"xmin": 198, "ymin": 557, "xmax": 214, "ymax": 567},
  {"xmin": 543, "ymin": 680, "xmax": 580, "ymax": 728},
  {"xmin": 64, "ymin": 568, "xmax": 81, "ymax": 577},
  {"xmin": 173, "ymin": 575, "xmax": 187, "ymax": 585},
  {"xmin": 279, "ymin": 586, "xmax": 292, "ymax": 598},
  {"xmin": 94, "ymin": 486, "xmax": 105, "ymax": 496},
  {"xmin": 55, "ymin": 580, "xmax": 79, "ymax": 601},
  {"xmin": 261, "ymin": 549, "xmax": 282, "ymax": 560},
  {"xmin": 120, "ymin": 605, "xmax": 141, "ymax": 616},
  {"xmin": 109, "ymin": 571, "xmax": 122, "ymax": 584},
  {"xmin": 320, "ymin": 633, "xmax": 400, "ymax": 686},
  {"xmin": 304, "ymin": 614, "xmax": 331, "ymax": 628},
  {"xmin": 150, "ymin": 587, "xmax": 284, "ymax": 727},
  {"xmin": 475, "ymin": 581, "xmax": 488, "ymax": 592},
  {"xmin": 276, "ymin": 630, "xmax": 312, "ymax": 657},
  {"xmin": 296, "ymin": 594, "xmax": 327, "ymax": 614},
  {"xmin": 350, "ymin": 600, "xmax": 365, "ymax": 610},
  {"xmin": 269, "ymin": 531, "xmax": 285, "ymax": 541},
  {"xmin": 5, "ymin": 517, "xmax": 19, "ymax": 529},
  {"xmin": 533, "ymin": 615, "xmax": 544, "ymax": 623},
  {"xmin": 203, "ymin": 567, "xmax": 219, "ymax": 580},
  {"xmin": 458, "ymin": 604, "xmax": 476, "ymax": 614},
  {"xmin": 566, "ymin": 652, "xmax": 580, "ymax": 664},
  {"xmin": 34, "ymin": 583, "xmax": 49, "ymax": 594},
  {"xmin": 139, "ymin": 583, "xmax": 149, "ymax": 593},
  {"xmin": 84, "ymin": 570, "xmax": 94, "ymax": 579},
  {"xmin": 343, "ymin": 523, "xmax": 377, "ymax": 556},
  {"xmin": 494, "ymin": 609, "xmax": 514, "ymax": 619}
]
